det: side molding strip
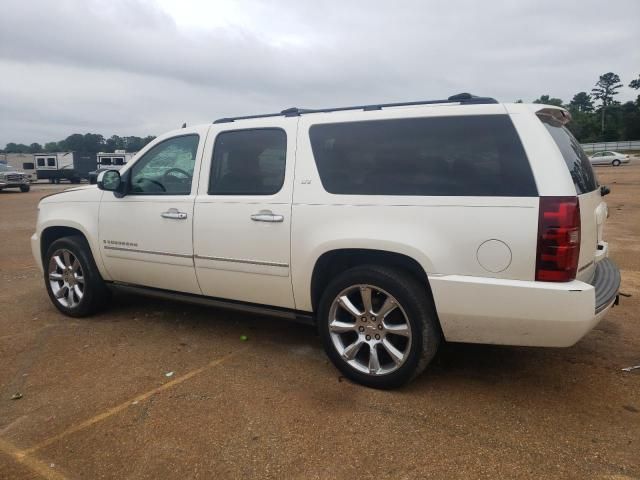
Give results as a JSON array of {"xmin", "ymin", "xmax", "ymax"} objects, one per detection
[
  {"xmin": 194, "ymin": 254, "xmax": 289, "ymax": 268},
  {"xmin": 103, "ymin": 246, "xmax": 193, "ymax": 259},
  {"xmin": 103, "ymin": 247, "xmax": 288, "ymax": 268}
]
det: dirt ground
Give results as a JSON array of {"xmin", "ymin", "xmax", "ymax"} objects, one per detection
[{"xmin": 0, "ymin": 166, "xmax": 638, "ymax": 480}]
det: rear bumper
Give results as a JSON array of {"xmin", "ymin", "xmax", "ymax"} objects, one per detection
[
  {"xmin": 592, "ymin": 258, "xmax": 620, "ymax": 313},
  {"xmin": 430, "ymin": 259, "xmax": 621, "ymax": 347}
]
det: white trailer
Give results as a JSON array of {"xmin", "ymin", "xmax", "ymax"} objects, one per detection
[
  {"xmin": 97, "ymin": 150, "xmax": 135, "ymax": 168},
  {"xmin": 34, "ymin": 152, "xmax": 97, "ymax": 183}
]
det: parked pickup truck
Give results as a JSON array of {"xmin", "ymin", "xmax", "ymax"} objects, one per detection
[
  {"xmin": 0, "ymin": 164, "xmax": 30, "ymax": 192},
  {"xmin": 31, "ymin": 94, "xmax": 621, "ymax": 388}
]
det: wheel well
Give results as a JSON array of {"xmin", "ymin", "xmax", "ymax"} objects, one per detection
[
  {"xmin": 40, "ymin": 226, "xmax": 87, "ymax": 263},
  {"xmin": 310, "ymin": 249, "xmax": 433, "ymax": 312}
]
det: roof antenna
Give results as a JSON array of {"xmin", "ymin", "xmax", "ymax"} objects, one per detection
[{"xmin": 181, "ymin": 122, "xmax": 187, "ymax": 128}]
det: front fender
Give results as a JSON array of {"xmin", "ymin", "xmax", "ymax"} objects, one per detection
[{"xmin": 36, "ymin": 201, "xmax": 111, "ymax": 281}]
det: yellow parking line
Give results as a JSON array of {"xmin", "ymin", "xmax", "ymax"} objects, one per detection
[
  {"xmin": 22, "ymin": 348, "xmax": 245, "ymax": 456},
  {"xmin": 0, "ymin": 437, "xmax": 69, "ymax": 480}
]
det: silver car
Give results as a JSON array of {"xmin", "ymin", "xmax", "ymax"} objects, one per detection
[{"xmin": 589, "ymin": 151, "xmax": 630, "ymax": 166}]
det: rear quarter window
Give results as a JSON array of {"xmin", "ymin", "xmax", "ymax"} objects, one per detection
[
  {"xmin": 308, "ymin": 115, "xmax": 537, "ymax": 196},
  {"xmin": 539, "ymin": 115, "xmax": 598, "ymax": 194}
]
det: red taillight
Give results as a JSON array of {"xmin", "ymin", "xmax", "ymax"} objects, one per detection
[{"xmin": 536, "ymin": 196, "xmax": 581, "ymax": 282}]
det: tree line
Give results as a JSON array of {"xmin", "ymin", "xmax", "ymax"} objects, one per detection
[
  {"xmin": 2, "ymin": 133, "xmax": 156, "ymax": 154},
  {"xmin": 522, "ymin": 72, "xmax": 640, "ymax": 142}
]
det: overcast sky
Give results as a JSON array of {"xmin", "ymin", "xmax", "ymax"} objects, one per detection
[{"xmin": 1, "ymin": 0, "xmax": 639, "ymax": 145}]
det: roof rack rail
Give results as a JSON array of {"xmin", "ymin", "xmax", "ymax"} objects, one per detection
[{"xmin": 213, "ymin": 92, "xmax": 497, "ymax": 124}]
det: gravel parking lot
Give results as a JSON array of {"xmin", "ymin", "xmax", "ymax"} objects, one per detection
[{"xmin": 1, "ymin": 166, "xmax": 639, "ymax": 479}]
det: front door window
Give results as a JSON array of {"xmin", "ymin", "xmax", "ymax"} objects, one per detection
[{"xmin": 130, "ymin": 135, "xmax": 199, "ymax": 195}]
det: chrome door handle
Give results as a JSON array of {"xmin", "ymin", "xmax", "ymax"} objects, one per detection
[
  {"xmin": 161, "ymin": 208, "xmax": 188, "ymax": 220},
  {"xmin": 251, "ymin": 210, "xmax": 284, "ymax": 223}
]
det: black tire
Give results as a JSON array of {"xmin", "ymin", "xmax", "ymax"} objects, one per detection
[
  {"xmin": 318, "ymin": 265, "xmax": 441, "ymax": 389},
  {"xmin": 612, "ymin": 159, "xmax": 621, "ymax": 166},
  {"xmin": 49, "ymin": 178, "xmax": 55, "ymax": 184},
  {"xmin": 44, "ymin": 236, "xmax": 110, "ymax": 317},
  {"xmin": 20, "ymin": 184, "xmax": 30, "ymax": 192}
]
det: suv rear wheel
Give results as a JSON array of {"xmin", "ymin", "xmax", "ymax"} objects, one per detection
[
  {"xmin": 44, "ymin": 236, "xmax": 110, "ymax": 317},
  {"xmin": 318, "ymin": 265, "xmax": 440, "ymax": 389}
]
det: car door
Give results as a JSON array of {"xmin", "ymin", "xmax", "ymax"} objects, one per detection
[
  {"xmin": 193, "ymin": 119, "xmax": 297, "ymax": 309},
  {"xmin": 98, "ymin": 127, "xmax": 208, "ymax": 294}
]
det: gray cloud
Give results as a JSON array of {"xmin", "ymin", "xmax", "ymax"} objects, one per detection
[{"xmin": 1, "ymin": 0, "xmax": 639, "ymax": 144}]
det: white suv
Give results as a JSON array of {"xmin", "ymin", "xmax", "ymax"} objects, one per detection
[{"xmin": 31, "ymin": 93, "xmax": 621, "ymax": 389}]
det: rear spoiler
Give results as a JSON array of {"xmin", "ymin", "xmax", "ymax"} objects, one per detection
[{"xmin": 535, "ymin": 107, "xmax": 572, "ymax": 126}]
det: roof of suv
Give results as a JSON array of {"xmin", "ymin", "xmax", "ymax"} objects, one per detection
[{"xmin": 213, "ymin": 92, "xmax": 499, "ymax": 124}]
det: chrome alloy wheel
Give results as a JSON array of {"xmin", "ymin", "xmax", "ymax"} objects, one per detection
[
  {"xmin": 48, "ymin": 249, "xmax": 85, "ymax": 308},
  {"xmin": 328, "ymin": 284, "xmax": 412, "ymax": 376}
]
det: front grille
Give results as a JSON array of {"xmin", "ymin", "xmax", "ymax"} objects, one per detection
[{"xmin": 6, "ymin": 174, "xmax": 22, "ymax": 182}]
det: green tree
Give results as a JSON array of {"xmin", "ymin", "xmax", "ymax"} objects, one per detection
[
  {"xmin": 630, "ymin": 75, "xmax": 640, "ymax": 90},
  {"xmin": 82, "ymin": 133, "xmax": 105, "ymax": 153},
  {"xmin": 59, "ymin": 134, "xmax": 84, "ymax": 152},
  {"xmin": 105, "ymin": 135, "xmax": 125, "ymax": 152},
  {"xmin": 3, "ymin": 143, "xmax": 30, "ymax": 153},
  {"xmin": 28, "ymin": 143, "xmax": 43, "ymax": 153},
  {"xmin": 533, "ymin": 95, "xmax": 564, "ymax": 107},
  {"xmin": 44, "ymin": 141, "xmax": 59, "ymax": 152},
  {"xmin": 620, "ymin": 101, "xmax": 640, "ymax": 140},
  {"xmin": 568, "ymin": 92, "xmax": 594, "ymax": 113},
  {"xmin": 591, "ymin": 72, "xmax": 623, "ymax": 133}
]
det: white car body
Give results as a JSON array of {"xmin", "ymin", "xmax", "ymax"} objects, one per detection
[
  {"xmin": 32, "ymin": 99, "xmax": 620, "ymax": 350},
  {"xmin": 589, "ymin": 151, "xmax": 630, "ymax": 166}
]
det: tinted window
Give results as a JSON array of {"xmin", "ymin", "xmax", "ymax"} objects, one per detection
[
  {"xmin": 130, "ymin": 135, "xmax": 199, "ymax": 195},
  {"xmin": 309, "ymin": 115, "xmax": 537, "ymax": 196},
  {"xmin": 209, "ymin": 129, "xmax": 286, "ymax": 195},
  {"xmin": 539, "ymin": 116, "xmax": 597, "ymax": 194},
  {"xmin": 113, "ymin": 157, "xmax": 124, "ymax": 165},
  {"xmin": 37, "ymin": 158, "xmax": 45, "ymax": 167},
  {"xmin": 47, "ymin": 158, "xmax": 56, "ymax": 167},
  {"xmin": 23, "ymin": 162, "xmax": 34, "ymax": 169},
  {"xmin": 101, "ymin": 157, "xmax": 112, "ymax": 165}
]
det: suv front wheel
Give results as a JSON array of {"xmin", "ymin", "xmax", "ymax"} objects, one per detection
[
  {"xmin": 44, "ymin": 236, "xmax": 110, "ymax": 317},
  {"xmin": 318, "ymin": 265, "xmax": 440, "ymax": 389}
]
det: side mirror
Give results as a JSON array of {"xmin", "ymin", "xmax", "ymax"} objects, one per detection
[
  {"xmin": 97, "ymin": 170, "xmax": 122, "ymax": 192},
  {"xmin": 600, "ymin": 185, "xmax": 610, "ymax": 197}
]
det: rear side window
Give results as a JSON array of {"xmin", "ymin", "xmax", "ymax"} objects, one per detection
[
  {"xmin": 539, "ymin": 116, "xmax": 598, "ymax": 194},
  {"xmin": 308, "ymin": 115, "xmax": 537, "ymax": 196},
  {"xmin": 209, "ymin": 129, "xmax": 286, "ymax": 195}
]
